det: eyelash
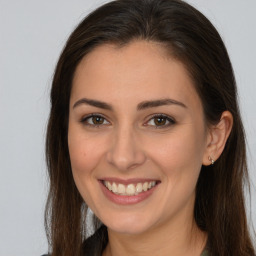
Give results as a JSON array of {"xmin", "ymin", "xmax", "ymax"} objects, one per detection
[{"xmin": 80, "ymin": 113, "xmax": 176, "ymax": 129}]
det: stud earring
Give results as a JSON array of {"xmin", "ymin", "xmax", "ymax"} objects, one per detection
[{"xmin": 208, "ymin": 156, "xmax": 215, "ymax": 165}]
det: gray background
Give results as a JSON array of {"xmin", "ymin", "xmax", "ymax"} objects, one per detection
[{"xmin": 1, "ymin": 0, "xmax": 255, "ymax": 255}]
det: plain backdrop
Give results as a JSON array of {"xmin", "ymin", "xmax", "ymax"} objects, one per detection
[{"xmin": 1, "ymin": 0, "xmax": 255, "ymax": 255}]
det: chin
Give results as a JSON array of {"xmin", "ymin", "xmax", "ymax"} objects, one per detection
[
  {"xmin": 102, "ymin": 213, "xmax": 156, "ymax": 235},
  {"xmin": 108, "ymin": 223, "xmax": 150, "ymax": 235}
]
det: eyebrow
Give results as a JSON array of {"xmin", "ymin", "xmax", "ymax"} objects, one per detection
[{"xmin": 73, "ymin": 98, "xmax": 187, "ymax": 110}]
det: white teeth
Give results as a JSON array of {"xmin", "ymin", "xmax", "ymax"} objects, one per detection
[
  {"xmin": 126, "ymin": 184, "xmax": 135, "ymax": 195},
  {"xmin": 112, "ymin": 182, "xmax": 118, "ymax": 193},
  {"xmin": 142, "ymin": 182, "xmax": 148, "ymax": 191},
  {"xmin": 106, "ymin": 181, "xmax": 112, "ymax": 191},
  {"xmin": 136, "ymin": 183, "xmax": 143, "ymax": 193},
  {"xmin": 104, "ymin": 181, "xmax": 157, "ymax": 196},
  {"xmin": 117, "ymin": 184, "xmax": 126, "ymax": 194}
]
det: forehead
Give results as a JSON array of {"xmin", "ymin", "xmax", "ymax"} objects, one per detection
[{"xmin": 71, "ymin": 40, "xmax": 202, "ymax": 111}]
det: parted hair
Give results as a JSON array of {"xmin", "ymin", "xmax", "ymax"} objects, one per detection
[{"xmin": 45, "ymin": 0, "xmax": 255, "ymax": 255}]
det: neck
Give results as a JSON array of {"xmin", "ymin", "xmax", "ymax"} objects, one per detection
[{"xmin": 103, "ymin": 217, "xmax": 207, "ymax": 256}]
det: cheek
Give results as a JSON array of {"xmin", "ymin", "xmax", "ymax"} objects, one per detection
[
  {"xmin": 157, "ymin": 132, "xmax": 202, "ymax": 160},
  {"xmin": 68, "ymin": 127, "xmax": 108, "ymax": 206},
  {"xmin": 147, "ymin": 126, "xmax": 206, "ymax": 182},
  {"xmin": 147, "ymin": 128, "xmax": 205, "ymax": 216},
  {"xmin": 68, "ymin": 128, "xmax": 106, "ymax": 175}
]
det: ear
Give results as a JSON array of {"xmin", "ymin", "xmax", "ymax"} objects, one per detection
[{"xmin": 202, "ymin": 111, "xmax": 233, "ymax": 166}]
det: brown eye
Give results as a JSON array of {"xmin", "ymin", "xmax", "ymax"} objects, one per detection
[
  {"xmin": 146, "ymin": 114, "xmax": 175, "ymax": 128},
  {"xmin": 92, "ymin": 116, "xmax": 104, "ymax": 124},
  {"xmin": 154, "ymin": 116, "xmax": 167, "ymax": 126},
  {"xmin": 81, "ymin": 114, "xmax": 110, "ymax": 127}
]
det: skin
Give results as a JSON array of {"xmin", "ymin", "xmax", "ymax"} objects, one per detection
[{"xmin": 68, "ymin": 40, "xmax": 233, "ymax": 256}]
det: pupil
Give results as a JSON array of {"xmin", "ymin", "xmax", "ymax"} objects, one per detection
[
  {"xmin": 93, "ymin": 116, "xmax": 103, "ymax": 124},
  {"xmin": 155, "ymin": 117, "xmax": 166, "ymax": 126}
]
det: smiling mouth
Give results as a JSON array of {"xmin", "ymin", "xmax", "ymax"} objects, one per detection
[{"xmin": 102, "ymin": 180, "xmax": 159, "ymax": 196}]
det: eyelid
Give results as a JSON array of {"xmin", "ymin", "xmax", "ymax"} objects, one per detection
[
  {"xmin": 80, "ymin": 113, "xmax": 111, "ymax": 127},
  {"xmin": 80, "ymin": 113, "xmax": 176, "ymax": 129},
  {"xmin": 144, "ymin": 113, "xmax": 176, "ymax": 128}
]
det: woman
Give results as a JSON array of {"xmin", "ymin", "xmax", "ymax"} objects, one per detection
[{"xmin": 44, "ymin": 0, "xmax": 255, "ymax": 255}]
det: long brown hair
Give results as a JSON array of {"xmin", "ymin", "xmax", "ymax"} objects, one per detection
[{"xmin": 45, "ymin": 0, "xmax": 255, "ymax": 255}]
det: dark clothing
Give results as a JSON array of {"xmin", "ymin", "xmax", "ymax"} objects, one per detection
[{"xmin": 83, "ymin": 225, "xmax": 108, "ymax": 256}]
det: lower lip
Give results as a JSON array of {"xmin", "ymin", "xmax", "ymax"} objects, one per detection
[{"xmin": 99, "ymin": 181, "xmax": 158, "ymax": 205}]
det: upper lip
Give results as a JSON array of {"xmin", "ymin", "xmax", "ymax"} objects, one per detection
[{"xmin": 99, "ymin": 177, "xmax": 160, "ymax": 185}]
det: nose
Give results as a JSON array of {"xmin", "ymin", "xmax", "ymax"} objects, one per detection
[{"xmin": 106, "ymin": 126, "xmax": 146, "ymax": 171}]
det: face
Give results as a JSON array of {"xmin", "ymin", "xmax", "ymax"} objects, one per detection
[{"xmin": 68, "ymin": 41, "xmax": 210, "ymax": 235}]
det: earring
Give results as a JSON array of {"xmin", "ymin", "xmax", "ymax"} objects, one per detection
[{"xmin": 208, "ymin": 156, "xmax": 215, "ymax": 165}]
